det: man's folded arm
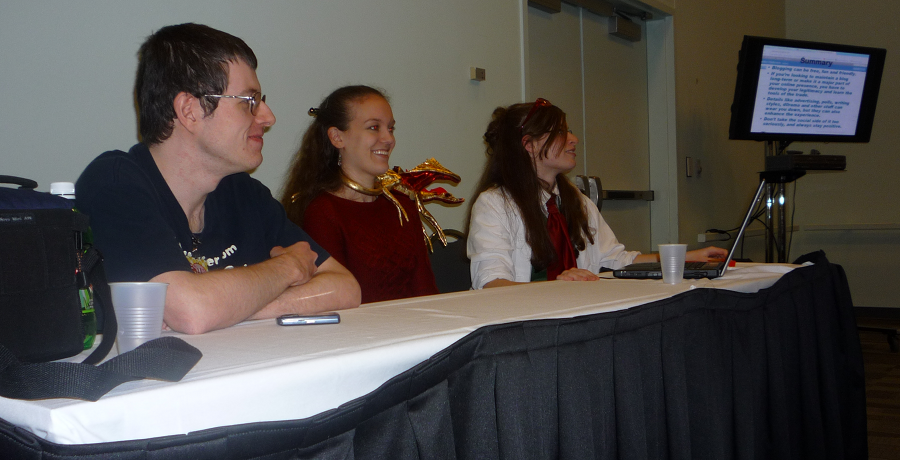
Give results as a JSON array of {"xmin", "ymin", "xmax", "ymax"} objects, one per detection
[
  {"xmin": 152, "ymin": 254, "xmax": 360, "ymax": 335},
  {"xmin": 251, "ymin": 257, "xmax": 360, "ymax": 320}
]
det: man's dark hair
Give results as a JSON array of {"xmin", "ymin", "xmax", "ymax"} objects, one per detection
[{"xmin": 135, "ymin": 23, "xmax": 258, "ymax": 145}]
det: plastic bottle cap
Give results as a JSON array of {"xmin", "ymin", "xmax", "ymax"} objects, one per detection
[{"xmin": 50, "ymin": 182, "xmax": 76, "ymax": 199}]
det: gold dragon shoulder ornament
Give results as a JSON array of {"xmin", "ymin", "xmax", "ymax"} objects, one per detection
[{"xmin": 375, "ymin": 158, "xmax": 464, "ymax": 251}]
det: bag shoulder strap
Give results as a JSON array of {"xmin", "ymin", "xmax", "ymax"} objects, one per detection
[
  {"xmin": 81, "ymin": 247, "xmax": 116, "ymax": 365},
  {"xmin": 0, "ymin": 337, "xmax": 201, "ymax": 401}
]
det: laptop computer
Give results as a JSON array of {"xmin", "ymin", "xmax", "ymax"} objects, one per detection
[{"xmin": 613, "ymin": 178, "xmax": 766, "ymax": 280}]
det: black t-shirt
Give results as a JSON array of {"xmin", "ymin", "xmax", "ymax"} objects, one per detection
[{"xmin": 76, "ymin": 143, "xmax": 328, "ymax": 282}]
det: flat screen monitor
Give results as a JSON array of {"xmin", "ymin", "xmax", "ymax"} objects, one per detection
[{"xmin": 729, "ymin": 35, "xmax": 886, "ymax": 142}]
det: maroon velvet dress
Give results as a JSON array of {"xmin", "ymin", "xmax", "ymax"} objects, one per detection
[{"xmin": 302, "ymin": 191, "xmax": 439, "ymax": 304}]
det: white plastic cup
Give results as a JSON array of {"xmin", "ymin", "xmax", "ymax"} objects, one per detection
[
  {"xmin": 109, "ymin": 282, "xmax": 168, "ymax": 354},
  {"xmin": 658, "ymin": 244, "xmax": 687, "ymax": 285}
]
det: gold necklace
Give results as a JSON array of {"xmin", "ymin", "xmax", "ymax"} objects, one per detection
[
  {"xmin": 340, "ymin": 174, "xmax": 409, "ymax": 224},
  {"xmin": 340, "ymin": 174, "xmax": 382, "ymax": 196}
]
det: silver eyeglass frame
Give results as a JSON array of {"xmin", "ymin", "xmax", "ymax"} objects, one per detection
[{"xmin": 203, "ymin": 92, "xmax": 266, "ymax": 115}]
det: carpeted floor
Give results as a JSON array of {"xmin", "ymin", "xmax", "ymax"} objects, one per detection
[{"xmin": 856, "ymin": 312, "xmax": 900, "ymax": 460}]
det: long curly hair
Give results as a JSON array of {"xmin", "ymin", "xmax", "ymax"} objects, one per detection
[
  {"xmin": 467, "ymin": 100, "xmax": 593, "ymax": 271},
  {"xmin": 280, "ymin": 85, "xmax": 387, "ymax": 226}
]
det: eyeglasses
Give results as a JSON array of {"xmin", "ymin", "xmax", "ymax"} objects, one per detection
[
  {"xmin": 203, "ymin": 92, "xmax": 267, "ymax": 116},
  {"xmin": 520, "ymin": 98, "xmax": 552, "ymax": 130}
]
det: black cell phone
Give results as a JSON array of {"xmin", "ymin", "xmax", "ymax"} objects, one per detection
[{"xmin": 276, "ymin": 313, "xmax": 341, "ymax": 326}]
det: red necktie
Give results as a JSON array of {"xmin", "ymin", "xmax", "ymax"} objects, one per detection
[{"xmin": 546, "ymin": 195, "xmax": 577, "ymax": 280}]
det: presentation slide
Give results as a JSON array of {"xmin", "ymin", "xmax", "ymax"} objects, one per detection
[{"xmin": 750, "ymin": 45, "xmax": 869, "ymax": 135}]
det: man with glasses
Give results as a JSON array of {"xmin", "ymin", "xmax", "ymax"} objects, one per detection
[{"xmin": 76, "ymin": 23, "xmax": 360, "ymax": 334}]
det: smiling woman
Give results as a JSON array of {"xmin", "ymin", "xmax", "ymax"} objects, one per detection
[{"xmin": 281, "ymin": 85, "xmax": 439, "ymax": 304}]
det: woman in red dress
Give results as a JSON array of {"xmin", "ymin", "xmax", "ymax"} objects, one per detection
[{"xmin": 281, "ymin": 86, "xmax": 439, "ymax": 303}]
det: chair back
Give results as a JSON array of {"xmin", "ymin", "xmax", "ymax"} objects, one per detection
[{"xmin": 428, "ymin": 229, "xmax": 471, "ymax": 293}]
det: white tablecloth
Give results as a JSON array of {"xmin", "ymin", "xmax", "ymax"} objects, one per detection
[{"xmin": 0, "ymin": 263, "xmax": 799, "ymax": 444}]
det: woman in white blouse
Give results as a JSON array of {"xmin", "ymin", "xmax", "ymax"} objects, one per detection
[{"xmin": 466, "ymin": 98, "xmax": 726, "ymax": 289}]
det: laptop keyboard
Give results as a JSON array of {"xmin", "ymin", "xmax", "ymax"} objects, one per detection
[
  {"xmin": 619, "ymin": 261, "xmax": 713, "ymax": 270},
  {"xmin": 685, "ymin": 261, "xmax": 711, "ymax": 269}
]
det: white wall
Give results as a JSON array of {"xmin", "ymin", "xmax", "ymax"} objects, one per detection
[{"xmin": 0, "ymin": 0, "xmax": 524, "ymax": 230}]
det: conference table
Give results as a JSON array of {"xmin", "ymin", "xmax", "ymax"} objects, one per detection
[{"xmin": 0, "ymin": 253, "xmax": 867, "ymax": 459}]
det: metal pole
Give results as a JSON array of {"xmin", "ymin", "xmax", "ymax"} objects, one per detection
[
  {"xmin": 763, "ymin": 141, "xmax": 790, "ymax": 263},
  {"xmin": 776, "ymin": 182, "xmax": 787, "ymax": 262},
  {"xmin": 764, "ymin": 142, "xmax": 775, "ymax": 262}
]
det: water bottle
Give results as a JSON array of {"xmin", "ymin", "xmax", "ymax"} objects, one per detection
[{"xmin": 50, "ymin": 182, "xmax": 97, "ymax": 349}]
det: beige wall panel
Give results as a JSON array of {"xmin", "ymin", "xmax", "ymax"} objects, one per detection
[
  {"xmin": 529, "ymin": 3, "xmax": 653, "ymax": 252},
  {"xmin": 582, "ymin": 11, "xmax": 652, "ymax": 252},
  {"xmin": 673, "ymin": 0, "xmax": 785, "ymax": 257},
  {"xmin": 527, "ymin": 3, "xmax": 585, "ymax": 128},
  {"xmin": 786, "ymin": 0, "xmax": 900, "ymax": 307}
]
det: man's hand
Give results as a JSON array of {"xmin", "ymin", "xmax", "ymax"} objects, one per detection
[
  {"xmin": 253, "ymin": 257, "xmax": 360, "ymax": 320},
  {"xmin": 556, "ymin": 268, "xmax": 600, "ymax": 281},
  {"xmin": 270, "ymin": 241, "xmax": 318, "ymax": 286},
  {"xmin": 687, "ymin": 246, "xmax": 729, "ymax": 262}
]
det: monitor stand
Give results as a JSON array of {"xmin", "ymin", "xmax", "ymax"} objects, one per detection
[
  {"xmin": 732, "ymin": 169, "xmax": 805, "ymax": 266},
  {"xmin": 762, "ymin": 140, "xmax": 808, "ymax": 262}
]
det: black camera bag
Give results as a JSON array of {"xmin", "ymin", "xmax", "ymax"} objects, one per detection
[{"xmin": 0, "ymin": 175, "xmax": 114, "ymax": 363}]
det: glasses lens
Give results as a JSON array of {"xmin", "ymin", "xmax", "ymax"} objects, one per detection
[{"xmin": 245, "ymin": 93, "xmax": 258, "ymax": 116}]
